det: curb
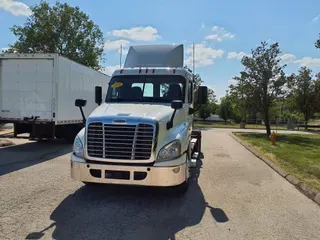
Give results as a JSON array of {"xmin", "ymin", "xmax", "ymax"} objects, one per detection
[{"xmin": 230, "ymin": 132, "xmax": 320, "ymax": 206}]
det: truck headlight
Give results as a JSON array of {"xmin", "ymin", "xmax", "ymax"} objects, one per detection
[
  {"xmin": 157, "ymin": 140, "xmax": 181, "ymax": 161},
  {"xmin": 73, "ymin": 136, "xmax": 84, "ymax": 157}
]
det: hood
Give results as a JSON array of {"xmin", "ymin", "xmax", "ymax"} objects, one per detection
[{"xmin": 89, "ymin": 103, "xmax": 174, "ymax": 122}]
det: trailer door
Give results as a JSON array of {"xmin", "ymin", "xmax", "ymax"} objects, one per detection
[{"xmin": 0, "ymin": 58, "xmax": 54, "ymax": 121}]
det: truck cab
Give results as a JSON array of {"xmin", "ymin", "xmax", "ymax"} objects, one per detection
[{"xmin": 71, "ymin": 44, "xmax": 207, "ymax": 194}]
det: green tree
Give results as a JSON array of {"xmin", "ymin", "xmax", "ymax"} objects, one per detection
[
  {"xmin": 229, "ymin": 72, "xmax": 253, "ymax": 123},
  {"xmin": 6, "ymin": 0, "xmax": 104, "ymax": 69},
  {"xmin": 198, "ymin": 102, "xmax": 216, "ymax": 121},
  {"xmin": 219, "ymin": 95, "xmax": 233, "ymax": 123},
  {"xmin": 315, "ymin": 34, "xmax": 320, "ymax": 49},
  {"xmin": 288, "ymin": 67, "xmax": 319, "ymax": 128},
  {"xmin": 238, "ymin": 41, "xmax": 286, "ymax": 135},
  {"xmin": 315, "ymin": 73, "xmax": 320, "ymax": 113}
]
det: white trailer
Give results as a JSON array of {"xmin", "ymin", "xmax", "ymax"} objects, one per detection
[{"xmin": 0, "ymin": 54, "xmax": 110, "ymax": 142}]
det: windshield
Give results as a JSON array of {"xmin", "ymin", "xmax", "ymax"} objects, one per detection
[{"xmin": 106, "ymin": 75, "xmax": 186, "ymax": 103}]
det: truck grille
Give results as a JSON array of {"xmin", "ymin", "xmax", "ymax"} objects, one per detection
[{"xmin": 87, "ymin": 123, "xmax": 154, "ymax": 160}]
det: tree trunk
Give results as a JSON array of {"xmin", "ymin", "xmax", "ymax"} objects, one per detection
[
  {"xmin": 304, "ymin": 119, "xmax": 308, "ymax": 130},
  {"xmin": 264, "ymin": 111, "xmax": 271, "ymax": 136}
]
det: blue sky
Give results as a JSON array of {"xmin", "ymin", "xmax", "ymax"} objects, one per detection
[{"xmin": 1, "ymin": 0, "xmax": 320, "ymax": 100}]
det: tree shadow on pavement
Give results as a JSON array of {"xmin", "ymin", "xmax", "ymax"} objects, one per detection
[
  {"xmin": 0, "ymin": 140, "xmax": 71, "ymax": 176},
  {"xmin": 26, "ymin": 157, "xmax": 229, "ymax": 240}
]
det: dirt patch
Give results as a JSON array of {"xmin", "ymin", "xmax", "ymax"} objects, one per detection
[{"xmin": 0, "ymin": 139, "xmax": 15, "ymax": 147}]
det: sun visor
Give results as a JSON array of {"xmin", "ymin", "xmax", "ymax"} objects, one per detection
[{"xmin": 124, "ymin": 44, "xmax": 184, "ymax": 68}]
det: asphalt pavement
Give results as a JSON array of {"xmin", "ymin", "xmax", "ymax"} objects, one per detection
[{"xmin": 0, "ymin": 129, "xmax": 319, "ymax": 240}]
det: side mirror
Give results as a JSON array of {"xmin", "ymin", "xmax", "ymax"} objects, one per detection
[
  {"xmin": 75, "ymin": 99, "xmax": 87, "ymax": 124},
  {"xmin": 95, "ymin": 86, "xmax": 102, "ymax": 105},
  {"xmin": 171, "ymin": 100, "xmax": 183, "ymax": 110},
  {"xmin": 75, "ymin": 99, "xmax": 87, "ymax": 107},
  {"xmin": 197, "ymin": 86, "xmax": 208, "ymax": 105}
]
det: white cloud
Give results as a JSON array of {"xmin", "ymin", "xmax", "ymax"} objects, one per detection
[
  {"xmin": 205, "ymin": 26, "xmax": 235, "ymax": 42},
  {"xmin": 277, "ymin": 53, "xmax": 320, "ymax": 67},
  {"xmin": 185, "ymin": 43, "xmax": 224, "ymax": 67},
  {"xmin": 104, "ymin": 39, "xmax": 130, "ymax": 51},
  {"xmin": 227, "ymin": 51, "xmax": 246, "ymax": 59},
  {"xmin": 313, "ymin": 14, "xmax": 320, "ymax": 22},
  {"xmin": 279, "ymin": 53, "xmax": 296, "ymax": 63},
  {"xmin": 0, "ymin": 0, "xmax": 31, "ymax": 16},
  {"xmin": 294, "ymin": 57, "xmax": 320, "ymax": 68},
  {"xmin": 109, "ymin": 26, "xmax": 160, "ymax": 41},
  {"xmin": 101, "ymin": 65, "xmax": 120, "ymax": 75}
]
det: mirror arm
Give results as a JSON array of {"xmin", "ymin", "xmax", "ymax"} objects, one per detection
[
  {"xmin": 79, "ymin": 107, "xmax": 86, "ymax": 125},
  {"xmin": 167, "ymin": 109, "xmax": 177, "ymax": 130}
]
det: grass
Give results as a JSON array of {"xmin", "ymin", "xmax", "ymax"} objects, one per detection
[
  {"xmin": 235, "ymin": 132, "xmax": 320, "ymax": 192},
  {"xmin": 310, "ymin": 119, "xmax": 320, "ymax": 125},
  {"xmin": 194, "ymin": 122, "xmax": 287, "ymax": 130}
]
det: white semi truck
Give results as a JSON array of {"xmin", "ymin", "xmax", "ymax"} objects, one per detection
[
  {"xmin": 71, "ymin": 44, "xmax": 207, "ymax": 193},
  {"xmin": 0, "ymin": 54, "xmax": 110, "ymax": 142}
]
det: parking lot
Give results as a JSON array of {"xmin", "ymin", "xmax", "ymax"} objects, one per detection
[{"xmin": 1, "ymin": 129, "xmax": 320, "ymax": 240}]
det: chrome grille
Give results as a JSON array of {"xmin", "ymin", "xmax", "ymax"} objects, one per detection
[{"xmin": 87, "ymin": 123, "xmax": 154, "ymax": 160}]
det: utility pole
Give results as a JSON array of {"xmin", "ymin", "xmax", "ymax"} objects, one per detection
[
  {"xmin": 192, "ymin": 42, "xmax": 195, "ymax": 128},
  {"xmin": 120, "ymin": 45, "xmax": 122, "ymax": 68},
  {"xmin": 193, "ymin": 42, "xmax": 195, "ymax": 76}
]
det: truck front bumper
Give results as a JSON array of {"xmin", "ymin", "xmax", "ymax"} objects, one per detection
[{"xmin": 71, "ymin": 154, "xmax": 187, "ymax": 187}]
